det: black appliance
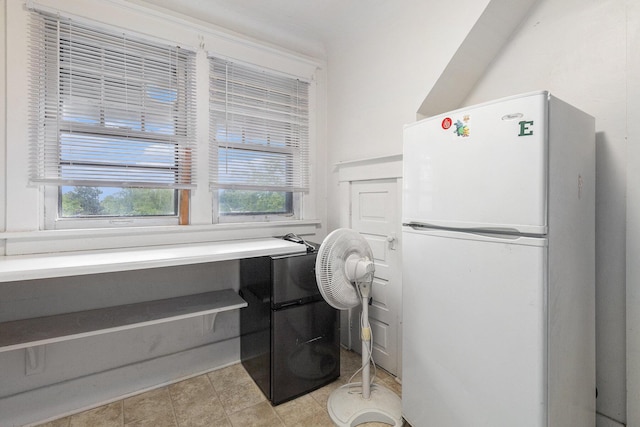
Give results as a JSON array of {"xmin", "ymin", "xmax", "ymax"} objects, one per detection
[{"xmin": 239, "ymin": 243, "xmax": 340, "ymax": 405}]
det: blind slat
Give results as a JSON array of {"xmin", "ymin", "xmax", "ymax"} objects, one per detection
[
  {"xmin": 209, "ymin": 57, "xmax": 310, "ymax": 193},
  {"xmin": 29, "ymin": 11, "xmax": 197, "ymax": 189}
]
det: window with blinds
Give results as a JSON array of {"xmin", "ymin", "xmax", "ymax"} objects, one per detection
[
  {"xmin": 29, "ymin": 11, "xmax": 196, "ymax": 221},
  {"xmin": 209, "ymin": 57, "xmax": 309, "ymax": 217}
]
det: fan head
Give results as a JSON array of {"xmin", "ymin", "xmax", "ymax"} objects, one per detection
[{"xmin": 315, "ymin": 228, "xmax": 375, "ymax": 310}]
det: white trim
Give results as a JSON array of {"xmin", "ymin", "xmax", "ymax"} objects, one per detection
[
  {"xmin": 337, "ymin": 154, "xmax": 403, "ymax": 182},
  {"xmin": 0, "ymin": 0, "xmax": 7, "ymax": 237},
  {"xmin": 116, "ymin": 0, "xmax": 323, "ymax": 69},
  {"xmin": 1, "ymin": 220, "xmax": 320, "ymax": 255},
  {"xmin": 335, "ymin": 154, "xmax": 404, "ymax": 230},
  {"xmin": 336, "ymin": 153, "xmax": 403, "ymax": 167},
  {"xmin": 27, "ymin": 0, "xmax": 323, "ymax": 71}
]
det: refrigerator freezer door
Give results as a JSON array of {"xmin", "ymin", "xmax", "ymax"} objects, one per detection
[
  {"xmin": 402, "ymin": 227, "xmax": 547, "ymax": 427},
  {"xmin": 271, "ymin": 251, "xmax": 320, "ymax": 307},
  {"xmin": 403, "ymin": 92, "xmax": 548, "ymax": 235}
]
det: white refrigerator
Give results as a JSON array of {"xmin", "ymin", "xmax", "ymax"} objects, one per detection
[{"xmin": 401, "ymin": 91, "xmax": 595, "ymax": 427}]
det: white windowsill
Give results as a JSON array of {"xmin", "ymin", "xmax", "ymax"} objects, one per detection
[
  {"xmin": 0, "ymin": 220, "xmax": 320, "ymax": 256},
  {"xmin": 0, "ymin": 237, "xmax": 307, "ymax": 283}
]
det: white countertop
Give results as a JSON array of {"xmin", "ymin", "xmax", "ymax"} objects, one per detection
[{"xmin": 0, "ymin": 238, "xmax": 307, "ymax": 283}]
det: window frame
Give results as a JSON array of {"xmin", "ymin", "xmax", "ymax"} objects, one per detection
[
  {"xmin": 208, "ymin": 56, "xmax": 310, "ymax": 223},
  {"xmin": 214, "ymin": 190, "xmax": 301, "ymax": 223},
  {"xmin": 30, "ymin": 11, "xmax": 197, "ymax": 229},
  {"xmin": 44, "ymin": 186, "xmax": 181, "ymax": 229}
]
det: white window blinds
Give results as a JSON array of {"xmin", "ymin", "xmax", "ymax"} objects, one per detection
[
  {"xmin": 29, "ymin": 11, "xmax": 197, "ymax": 189},
  {"xmin": 209, "ymin": 57, "xmax": 310, "ymax": 192}
]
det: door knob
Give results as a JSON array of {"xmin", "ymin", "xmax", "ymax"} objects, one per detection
[{"xmin": 386, "ymin": 233, "xmax": 397, "ymax": 250}]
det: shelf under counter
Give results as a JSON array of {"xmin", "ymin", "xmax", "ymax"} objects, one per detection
[{"xmin": 0, "ymin": 289, "xmax": 247, "ymax": 354}]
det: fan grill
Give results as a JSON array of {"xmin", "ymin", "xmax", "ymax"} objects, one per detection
[{"xmin": 315, "ymin": 228, "xmax": 374, "ymax": 310}]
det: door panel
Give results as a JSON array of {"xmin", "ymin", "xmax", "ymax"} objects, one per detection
[{"xmin": 350, "ymin": 179, "xmax": 401, "ymax": 375}]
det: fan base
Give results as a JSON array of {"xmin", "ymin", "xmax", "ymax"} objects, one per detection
[{"xmin": 327, "ymin": 382, "xmax": 403, "ymax": 427}]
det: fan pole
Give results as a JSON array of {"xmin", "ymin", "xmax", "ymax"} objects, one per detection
[
  {"xmin": 360, "ymin": 282, "xmax": 372, "ymax": 399},
  {"xmin": 316, "ymin": 229, "xmax": 403, "ymax": 427}
]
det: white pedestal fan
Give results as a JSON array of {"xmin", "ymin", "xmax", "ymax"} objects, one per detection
[{"xmin": 315, "ymin": 228, "xmax": 403, "ymax": 427}]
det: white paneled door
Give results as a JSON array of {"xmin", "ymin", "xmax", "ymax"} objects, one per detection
[{"xmin": 350, "ymin": 179, "xmax": 402, "ymax": 376}]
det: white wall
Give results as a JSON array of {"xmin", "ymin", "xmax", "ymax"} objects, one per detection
[
  {"xmin": 464, "ymin": 0, "xmax": 630, "ymax": 425},
  {"xmin": 627, "ymin": 1, "xmax": 640, "ymax": 426},
  {"xmin": 324, "ymin": 0, "xmax": 492, "ymax": 231},
  {"xmin": 0, "ymin": 0, "xmax": 6, "ymax": 242}
]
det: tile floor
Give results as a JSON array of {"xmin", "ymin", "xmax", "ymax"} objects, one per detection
[{"xmin": 35, "ymin": 349, "xmax": 404, "ymax": 427}]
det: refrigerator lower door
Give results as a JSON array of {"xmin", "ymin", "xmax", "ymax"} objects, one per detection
[
  {"xmin": 271, "ymin": 300, "xmax": 340, "ymax": 405},
  {"xmin": 402, "ymin": 228, "xmax": 547, "ymax": 427}
]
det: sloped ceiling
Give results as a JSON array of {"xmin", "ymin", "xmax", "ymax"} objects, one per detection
[{"xmin": 418, "ymin": 0, "xmax": 539, "ymax": 117}]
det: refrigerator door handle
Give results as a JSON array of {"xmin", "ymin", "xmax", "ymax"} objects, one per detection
[
  {"xmin": 402, "ymin": 225, "xmax": 547, "ymax": 247},
  {"xmin": 402, "ymin": 220, "xmax": 548, "ymax": 236},
  {"xmin": 404, "ymin": 222, "xmax": 540, "ymax": 237},
  {"xmin": 404, "ymin": 221, "xmax": 520, "ymax": 234}
]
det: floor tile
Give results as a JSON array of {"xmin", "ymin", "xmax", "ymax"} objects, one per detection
[
  {"xmin": 69, "ymin": 402, "xmax": 123, "ymax": 427},
  {"xmin": 380, "ymin": 375, "xmax": 402, "ymax": 397},
  {"xmin": 123, "ymin": 388, "xmax": 176, "ymax": 427},
  {"xmin": 168, "ymin": 375, "xmax": 226, "ymax": 427},
  {"xmin": 37, "ymin": 418, "xmax": 72, "ymax": 427},
  {"xmin": 227, "ymin": 401, "xmax": 284, "ymax": 427},
  {"xmin": 207, "ymin": 365, "xmax": 267, "ymax": 416},
  {"xmin": 206, "ymin": 418, "xmax": 233, "ymax": 427},
  {"xmin": 374, "ymin": 366, "xmax": 393, "ymax": 382},
  {"xmin": 206, "ymin": 363, "xmax": 252, "ymax": 392},
  {"xmin": 293, "ymin": 410, "xmax": 334, "ymax": 427},
  {"xmin": 273, "ymin": 394, "xmax": 325, "ymax": 426},
  {"xmin": 340, "ymin": 350, "xmax": 363, "ymax": 378},
  {"xmin": 309, "ymin": 377, "xmax": 346, "ymax": 408}
]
